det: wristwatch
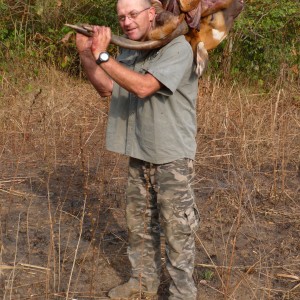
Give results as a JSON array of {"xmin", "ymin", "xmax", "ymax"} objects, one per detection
[{"xmin": 96, "ymin": 52, "xmax": 110, "ymax": 65}]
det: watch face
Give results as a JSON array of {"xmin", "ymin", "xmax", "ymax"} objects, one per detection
[
  {"xmin": 96, "ymin": 52, "xmax": 109, "ymax": 65},
  {"xmin": 100, "ymin": 52, "xmax": 109, "ymax": 61}
]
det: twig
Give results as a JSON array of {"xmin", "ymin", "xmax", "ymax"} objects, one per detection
[
  {"xmin": 276, "ymin": 273, "xmax": 300, "ymax": 282},
  {"xmin": 0, "ymin": 187, "xmax": 32, "ymax": 197},
  {"xmin": 9, "ymin": 213, "xmax": 22, "ymax": 299},
  {"xmin": 0, "ymin": 263, "xmax": 50, "ymax": 272},
  {"xmin": 65, "ymin": 130, "xmax": 89, "ymax": 299},
  {"xmin": 290, "ymin": 282, "xmax": 300, "ymax": 292}
]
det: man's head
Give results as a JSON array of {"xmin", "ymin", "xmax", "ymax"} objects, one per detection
[{"xmin": 117, "ymin": 0, "xmax": 155, "ymax": 41}]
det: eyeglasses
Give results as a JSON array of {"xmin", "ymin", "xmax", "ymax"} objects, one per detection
[{"xmin": 118, "ymin": 7, "xmax": 151, "ymax": 22}]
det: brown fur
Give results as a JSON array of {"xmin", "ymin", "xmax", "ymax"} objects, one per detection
[
  {"xmin": 186, "ymin": 11, "xmax": 227, "ymax": 52},
  {"xmin": 149, "ymin": 12, "xmax": 185, "ymax": 40},
  {"xmin": 151, "ymin": 0, "xmax": 165, "ymax": 14},
  {"xmin": 150, "ymin": 0, "xmax": 240, "ymax": 52},
  {"xmin": 148, "ymin": 0, "xmax": 243, "ymax": 75},
  {"xmin": 202, "ymin": 0, "xmax": 233, "ymax": 17},
  {"xmin": 188, "ymin": 0, "xmax": 244, "ymax": 54},
  {"xmin": 178, "ymin": 0, "xmax": 200, "ymax": 12}
]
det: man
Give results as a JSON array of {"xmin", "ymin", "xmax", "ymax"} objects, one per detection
[{"xmin": 76, "ymin": 0, "xmax": 200, "ymax": 299}]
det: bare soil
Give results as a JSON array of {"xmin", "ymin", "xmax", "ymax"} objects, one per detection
[{"xmin": 0, "ymin": 66, "xmax": 299, "ymax": 299}]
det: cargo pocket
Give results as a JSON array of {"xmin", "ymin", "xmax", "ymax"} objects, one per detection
[{"xmin": 185, "ymin": 205, "xmax": 200, "ymax": 233}]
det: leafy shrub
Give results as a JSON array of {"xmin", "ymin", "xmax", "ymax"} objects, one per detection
[
  {"xmin": 0, "ymin": 0, "xmax": 119, "ymax": 73},
  {"xmin": 209, "ymin": 0, "xmax": 299, "ymax": 83}
]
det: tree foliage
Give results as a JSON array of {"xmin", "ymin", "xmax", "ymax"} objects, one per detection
[
  {"xmin": 0, "ymin": 0, "xmax": 299, "ymax": 82},
  {"xmin": 220, "ymin": 0, "xmax": 299, "ymax": 83},
  {"xmin": 0, "ymin": 0, "xmax": 119, "ymax": 74}
]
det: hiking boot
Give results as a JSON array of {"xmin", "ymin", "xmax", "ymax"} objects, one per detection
[{"xmin": 108, "ymin": 278, "xmax": 157, "ymax": 299}]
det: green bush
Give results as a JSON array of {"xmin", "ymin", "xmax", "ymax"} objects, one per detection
[
  {"xmin": 0, "ymin": 0, "xmax": 119, "ymax": 73},
  {"xmin": 209, "ymin": 0, "xmax": 299, "ymax": 83}
]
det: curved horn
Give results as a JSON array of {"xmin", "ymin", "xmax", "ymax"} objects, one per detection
[{"xmin": 65, "ymin": 22, "xmax": 189, "ymax": 50}]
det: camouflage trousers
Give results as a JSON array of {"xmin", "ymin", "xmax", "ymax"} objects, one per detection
[{"xmin": 126, "ymin": 157, "xmax": 200, "ymax": 300}]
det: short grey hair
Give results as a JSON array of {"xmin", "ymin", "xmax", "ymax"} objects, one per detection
[{"xmin": 117, "ymin": 0, "xmax": 152, "ymax": 8}]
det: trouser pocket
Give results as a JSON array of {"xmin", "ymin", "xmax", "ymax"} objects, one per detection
[{"xmin": 185, "ymin": 204, "xmax": 200, "ymax": 233}]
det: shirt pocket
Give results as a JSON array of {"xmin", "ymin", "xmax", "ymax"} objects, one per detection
[
  {"xmin": 140, "ymin": 50, "xmax": 161, "ymax": 74},
  {"xmin": 117, "ymin": 50, "xmax": 138, "ymax": 68}
]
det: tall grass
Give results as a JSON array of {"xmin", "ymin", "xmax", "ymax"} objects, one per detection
[{"xmin": 194, "ymin": 77, "xmax": 299, "ymax": 299}]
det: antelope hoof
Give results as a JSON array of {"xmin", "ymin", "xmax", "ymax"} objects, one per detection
[{"xmin": 196, "ymin": 42, "xmax": 209, "ymax": 77}]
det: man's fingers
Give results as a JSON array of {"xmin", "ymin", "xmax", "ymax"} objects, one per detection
[{"xmin": 92, "ymin": 26, "xmax": 111, "ymax": 39}]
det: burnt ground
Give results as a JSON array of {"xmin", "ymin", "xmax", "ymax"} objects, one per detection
[{"xmin": 0, "ymin": 69, "xmax": 299, "ymax": 299}]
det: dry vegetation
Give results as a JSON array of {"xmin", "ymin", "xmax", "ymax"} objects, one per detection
[{"xmin": 0, "ymin": 64, "xmax": 299, "ymax": 300}]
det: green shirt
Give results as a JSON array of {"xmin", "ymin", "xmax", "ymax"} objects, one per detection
[{"xmin": 106, "ymin": 36, "xmax": 198, "ymax": 164}]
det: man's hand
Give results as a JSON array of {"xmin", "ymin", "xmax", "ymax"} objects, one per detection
[
  {"xmin": 75, "ymin": 33, "xmax": 93, "ymax": 55},
  {"xmin": 91, "ymin": 26, "xmax": 112, "ymax": 60}
]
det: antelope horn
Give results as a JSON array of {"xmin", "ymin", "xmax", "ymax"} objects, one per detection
[{"xmin": 65, "ymin": 22, "xmax": 189, "ymax": 50}]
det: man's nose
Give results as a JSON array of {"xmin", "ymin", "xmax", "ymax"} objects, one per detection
[{"xmin": 124, "ymin": 16, "xmax": 133, "ymax": 26}]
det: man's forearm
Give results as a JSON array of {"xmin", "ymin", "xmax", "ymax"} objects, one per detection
[
  {"xmin": 80, "ymin": 50, "xmax": 113, "ymax": 97},
  {"xmin": 100, "ymin": 57, "xmax": 162, "ymax": 99}
]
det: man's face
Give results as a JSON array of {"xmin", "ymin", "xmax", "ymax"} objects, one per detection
[{"xmin": 117, "ymin": 0, "xmax": 155, "ymax": 41}]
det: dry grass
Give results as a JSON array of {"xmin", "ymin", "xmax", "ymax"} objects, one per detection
[
  {"xmin": 0, "ymin": 64, "xmax": 299, "ymax": 300},
  {"xmin": 193, "ymin": 77, "xmax": 300, "ymax": 300}
]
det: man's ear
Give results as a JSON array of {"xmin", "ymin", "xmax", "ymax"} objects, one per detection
[{"xmin": 148, "ymin": 6, "xmax": 156, "ymax": 22}]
